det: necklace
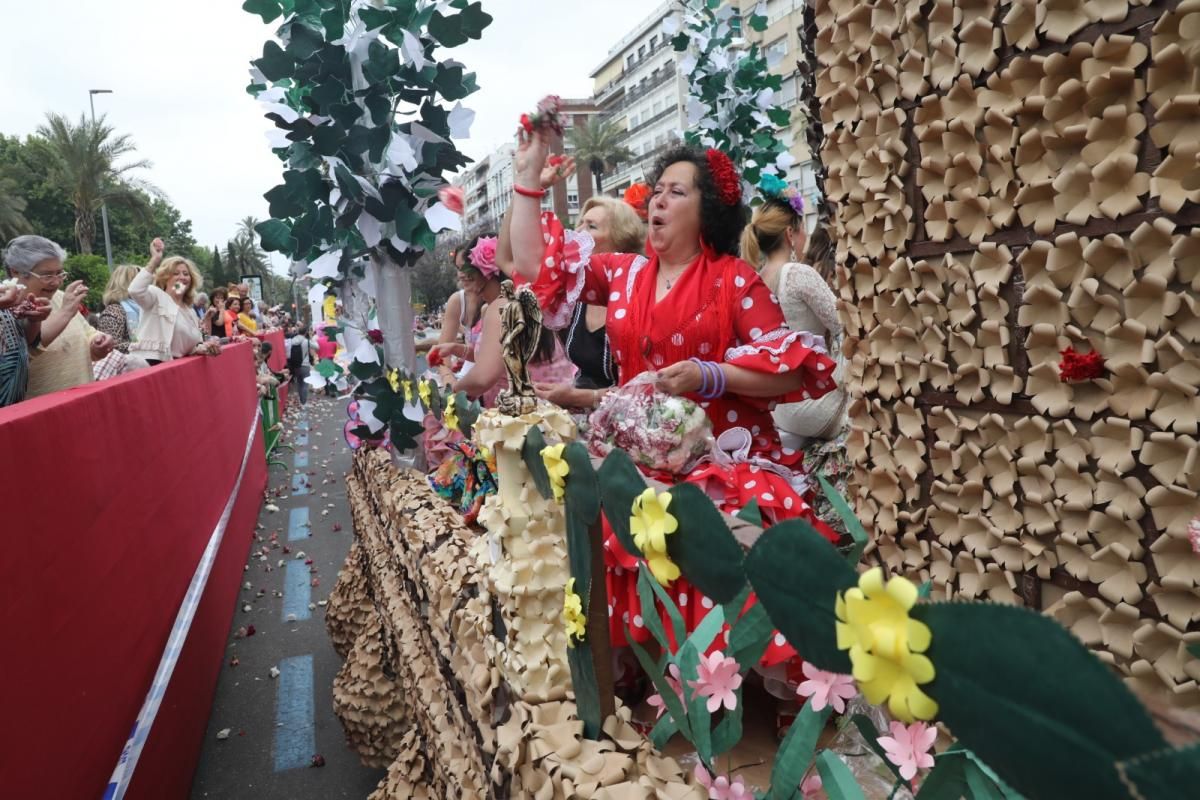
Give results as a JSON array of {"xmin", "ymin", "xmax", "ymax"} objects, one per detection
[{"xmin": 660, "ymin": 254, "xmax": 698, "ymax": 290}]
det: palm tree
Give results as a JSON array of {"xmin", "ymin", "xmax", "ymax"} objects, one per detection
[
  {"xmin": 224, "ymin": 217, "xmax": 269, "ymax": 283},
  {"xmin": 567, "ymin": 118, "xmax": 634, "ymax": 195},
  {"xmin": 0, "ymin": 171, "xmax": 32, "ymax": 240},
  {"xmin": 34, "ymin": 112, "xmax": 160, "ymax": 254}
]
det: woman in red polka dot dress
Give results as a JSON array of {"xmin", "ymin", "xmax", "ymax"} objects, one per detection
[{"xmin": 510, "ymin": 129, "xmax": 839, "ymax": 669}]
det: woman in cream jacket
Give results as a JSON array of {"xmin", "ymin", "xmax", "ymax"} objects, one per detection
[{"xmin": 129, "ymin": 239, "xmax": 220, "ymax": 364}]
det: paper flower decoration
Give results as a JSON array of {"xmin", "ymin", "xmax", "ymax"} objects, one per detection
[
  {"xmin": 387, "ymin": 368, "xmax": 400, "ymax": 394},
  {"xmin": 437, "ymin": 185, "xmax": 464, "ymax": 216},
  {"xmin": 694, "ymin": 765, "xmax": 753, "ymax": 800},
  {"xmin": 796, "ymin": 662, "xmax": 858, "ymax": 714},
  {"xmin": 706, "ymin": 148, "xmax": 742, "ymax": 205},
  {"xmin": 1189, "ymin": 515, "xmax": 1200, "ymax": 555},
  {"xmin": 518, "ymin": 95, "xmax": 564, "ymax": 135},
  {"xmin": 443, "ymin": 393, "xmax": 459, "ymax": 432},
  {"xmin": 646, "ymin": 663, "xmax": 684, "ymax": 719},
  {"xmin": 418, "ymin": 379, "xmax": 432, "ymax": 408},
  {"xmin": 540, "ymin": 443, "xmax": 569, "ymax": 502},
  {"xmin": 366, "ymin": 328, "xmax": 384, "ymax": 344},
  {"xmin": 562, "ymin": 578, "xmax": 586, "ymax": 646},
  {"xmin": 688, "ymin": 651, "xmax": 743, "ymax": 713},
  {"xmin": 1058, "ymin": 346, "xmax": 1106, "ymax": 382},
  {"xmin": 630, "ymin": 488, "xmax": 681, "ymax": 585},
  {"xmin": 401, "ymin": 379, "xmax": 413, "ymax": 404},
  {"xmin": 758, "ymin": 173, "xmax": 806, "ymax": 215},
  {"xmin": 877, "ymin": 720, "xmax": 937, "ymax": 781},
  {"xmin": 800, "ymin": 773, "xmax": 824, "ymax": 800},
  {"xmin": 623, "ymin": 182, "xmax": 651, "ymax": 220},
  {"xmin": 835, "ymin": 567, "xmax": 938, "ymax": 722}
]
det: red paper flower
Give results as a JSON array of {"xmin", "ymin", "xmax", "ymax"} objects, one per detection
[
  {"xmin": 520, "ymin": 113, "xmax": 534, "ymax": 134},
  {"xmin": 624, "ymin": 183, "xmax": 652, "ymax": 221},
  {"xmin": 437, "ymin": 185, "xmax": 464, "ymax": 216},
  {"xmin": 706, "ymin": 149, "xmax": 742, "ymax": 206},
  {"xmin": 367, "ymin": 328, "xmax": 384, "ymax": 344},
  {"xmin": 1058, "ymin": 347, "xmax": 1105, "ymax": 382},
  {"xmin": 427, "ymin": 349, "xmax": 444, "ymax": 367},
  {"xmin": 548, "ymin": 155, "xmax": 565, "ymax": 168}
]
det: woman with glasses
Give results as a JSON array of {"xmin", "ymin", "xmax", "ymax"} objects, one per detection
[{"xmin": 3, "ymin": 235, "xmax": 114, "ymax": 398}]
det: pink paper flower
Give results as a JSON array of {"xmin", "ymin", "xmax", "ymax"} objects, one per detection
[
  {"xmin": 438, "ymin": 185, "xmax": 464, "ymax": 216},
  {"xmin": 1189, "ymin": 515, "xmax": 1200, "ymax": 555},
  {"xmin": 796, "ymin": 661, "xmax": 857, "ymax": 714},
  {"xmin": 800, "ymin": 773, "xmax": 825, "ymax": 799},
  {"xmin": 468, "ymin": 236, "xmax": 499, "ymax": 279},
  {"xmin": 694, "ymin": 765, "xmax": 753, "ymax": 800},
  {"xmin": 877, "ymin": 720, "xmax": 937, "ymax": 781},
  {"xmin": 688, "ymin": 651, "xmax": 743, "ymax": 714},
  {"xmin": 646, "ymin": 663, "xmax": 684, "ymax": 719}
]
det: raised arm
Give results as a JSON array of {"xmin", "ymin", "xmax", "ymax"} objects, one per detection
[
  {"xmin": 498, "ymin": 153, "xmax": 575, "ymax": 278},
  {"xmin": 509, "ymin": 129, "xmax": 553, "ymax": 282}
]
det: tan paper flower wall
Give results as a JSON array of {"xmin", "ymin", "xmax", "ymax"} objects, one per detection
[{"xmin": 817, "ymin": 0, "xmax": 1200, "ymax": 708}]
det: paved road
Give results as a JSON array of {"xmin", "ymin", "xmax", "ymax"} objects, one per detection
[{"xmin": 191, "ymin": 394, "xmax": 384, "ymax": 800}]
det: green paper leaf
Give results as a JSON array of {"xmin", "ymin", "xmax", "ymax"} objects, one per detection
[
  {"xmin": 629, "ymin": 633, "xmax": 691, "ymax": 741},
  {"xmin": 818, "ymin": 475, "xmax": 868, "ymax": 565},
  {"xmin": 683, "ymin": 605, "xmax": 725, "ymax": 658},
  {"xmin": 567, "ymin": 641, "xmax": 603, "ymax": 740},
  {"xmin": 520, "ymin": 426, "xmax": 554, "ymax": 501},
  {"xmin": 428, "ymin": 1, "xmax": 492, "ymax": 47},
  {"xmin": 666, "ymin": 482, "xmax": 746, "ymax": 604},
  {"xmin": 597, "ymin": 449, "xmax": 645, "ymax": 559},
  {"xmin": 735, "ymin": 497, "xmax": 762, "ymax": 528},
  {"xmin": 564, "ymin": 442, "xmax": 601, "ymax": 604},
  {"xmin": 1188, "ymin": 642, "xmax": 1200, "ymax": 660},
  {"xmin": 768, "ymin": 703, "xmax": 832, "ymax": 800},
  {"xmin": 256, "ymin": 219, "xmax": 297, "ymax": 254},
  {"xmin": 849, "ymin": 715, "xmax": 910, "ymax": 791},
  {"xmin": 636, "ymin": 563, "xmax": 678, "ymax": 653},
  {"xmin": 1117, "ymin": 742, "xmax": 1200, "ymax": 800},
  {"xmin": 243, "ymin": 0, "xmax": 283, "ymax": 24},
  {"xmin": 315, "ymin": 358, "xmax": 339, "ymax": 379},
  {"xmin": 745, "ymin": 520, "xmax": 857, "ymax": 673},
  {"xmin": 918, "ymin": 580, "xmax": 932, "ymax": 599},
  {"xmin": 915, "ymin": 753, "xmax": 970, "ymax": 800},
  {"xmin": 677, "ymin": 641, "xmax": 713, "ymax": 765},
  {"xmin": 254, "ymin": 40, "xmax": 296, "ymax": 82},
  {"xmin": 725, "ymin": 600, "xmax": 773, "ymax": 669},
  {"xmin": 916, "ymin": 602, "xmax": 1166, "ymax": 800},
  {"xmin": 711, "ymin": 701, "xmax": 743, "ymax": 757},
  {"xmin": 649, "ymin": 712, "xmax": 678, "ymax": 751},
  {"xmin": 816, "ymin": 750, "xmax": 866, "ymax": 800},
  {"xmin": 283, "ymin": 20, "xmax": 324, "ymax": 60}
]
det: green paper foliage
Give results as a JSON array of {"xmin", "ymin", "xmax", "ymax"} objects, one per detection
[
  {"xmin": 563, "ymin": 442, "xmax": 601, "ymax": 605},
  {"xmin": 567, "ymin": 640, "xmax": 602, "ymax": 741},
  {"xmin": 744, "ymin": 520, "xmax": 856, "ymax": 673},
  {"xmin": 1117, "ymin": 743, "xmax": 1200, "ymax": 800},
  {"xmin": 665, "ymin": 482, "xmax": 746, "ymax": 604},
  {"xmin": 815, "ymin": 750, "xmax": 867, "ymax": 800},
  {"xmin": 735, "ymin": 497, "xmax": 762, "ymax": 528},
  {"xmin": 596, "ymin": 449, "xmax": 646, "ymax": 559},
  {"xmin": 914, "ymin": 603, "xmax": 1166, "ymax": 800},
  {"xmin": 848, "ymin": 714, "xmax": 911, "ymax": 792},
  {"xmin": 769, "ymin": 703, "xmax": 832, "ymax": 800},
  {"xmin": 818, "ymin": 473, "xmax": 868, "ymax": 565},
  {"xmin": 521, "ymin": 426, "xmax": 554, "ymax": 501}
]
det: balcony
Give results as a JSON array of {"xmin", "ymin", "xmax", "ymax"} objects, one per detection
[
  {"xmin": 613, "ymin": 62, "xmax": 678, "ymax": 113},
  {"xmin": 625, "ymin": 104, "xmax": 678, "ymax": 137},
  {"xmin": 593, "ymin": 37, "xmax": 674, "ymax": 101}
]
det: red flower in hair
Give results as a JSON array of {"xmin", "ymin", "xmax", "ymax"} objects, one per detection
[
  {"xmin": 624, "ymin": 183, "xmax": 652, "ymax": 220},
  {"xmin": 1058, "ymin": 347, "xmax": 1105, "ymax": 382},
  {"xmin": 706, "ymin": 149, "xmax": 741, "ymax": 205}
]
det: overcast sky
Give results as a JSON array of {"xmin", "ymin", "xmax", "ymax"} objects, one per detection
[{"xmin": 0, "ymin": 0, "xmax": 661, "ymax": 272}]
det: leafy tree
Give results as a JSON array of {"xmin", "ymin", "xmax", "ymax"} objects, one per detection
[
  {"xmin": 0, "ymin": 168, "xmax": 32, "ymax": 240},
  {"xmin": 411, "ymin": 236, "xmax": 460, "ymax": 311},
  {"xmin": 211, "ymin": 246, "xmax": 226, "ymax": 287},
  {"xmin": 34, "ymin": 112, "xmax": 160, "ymax": 255},
  {"xmin": 567, "ymin": 118, "xmax": 634, "ymax": 194},
  {"xmin": 0, "ymin": 133, "xmax": 75, "ymax": 248},
  {"xmin": 107, "ymin": 195, "xmax": 198, "ymax": 264},
  {"xmin": 64, "ymin": 253, "xmax": 110, "ymax": 309}
]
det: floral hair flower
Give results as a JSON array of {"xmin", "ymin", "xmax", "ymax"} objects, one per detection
[
  {"xmin": 468, "ymin": 236, "xmax": 500, "ymax": 279},
  {"xmin": 418, "ymin": 379, "xmax": 432, "ymax": 408},
  {"xmin": 562, "ymin": 578, "xmax": 586, "ymax": 646},
  {"xmin": 646, "ymin": 663, "xmax": 685, "ymax": 719},
  {"xmin": 759, "ymin": 173, "xmax": 805, "ymax": 215},
  {"xmin": 387, "ymin": 368, "xmax": 400, "ymax": 394},
  {"xmin": 689, "ymin": 650, "xmax": 743, "ymax": 713},
  {"xmin": 835, "ymin": 567, "xmax": 938, "ymax": 722},
  {"xmin": 796, "ymin": 661, "xmax": 857, "ymax": 714},
  {"xmin": 541, "ymin": 443, "xmax": 570, "ymax": 502},
  {"xmin": 877, "ymin": 720, "xmax": 937, "ymax": 781},
  {"xmin": 437, "ymin": 185, "xmax": 464, "ymax": 216},
  {"xmin": 367, "ymin": 328, "xmax": 384, "ymax": 344},
  {"xmin": 624, "ymin": 183, "xmax": 652, "ymax": 221},
  {"xmin": 706, "ymin": 148, "xmax": 742, "ymax": 206},
  {"xmin": 518, "ymin": 95, "xmax": 564, "ymax": 136},
  {"xmin": 630, "ymin": 488, "xmax": 681, "ymax": 585},
  {"xmin": 443, "ymin": 393, "xmax": 459, "ymax": 432},
  {"xmin": 694, "ymin": 765, "xmax": 753, "ymax": 800},
  {"xmin": 1058, "ymin": 346, "xmax": 1105, "ymax": 382}
]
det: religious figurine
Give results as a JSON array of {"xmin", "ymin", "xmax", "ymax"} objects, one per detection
[{"xmin": 496, "ymin": 280, "xmax": 543, "ymax": 416}]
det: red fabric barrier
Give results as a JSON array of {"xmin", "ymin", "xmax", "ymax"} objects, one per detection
[
  {"xmin": 0, "ymin": 344, "xmax": 267, "ymax": 799},
  {"xmin": 262, "ymin": 328, "xmax": 286, "ymax": 372}
]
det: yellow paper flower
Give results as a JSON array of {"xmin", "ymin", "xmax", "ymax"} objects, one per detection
[
  {"xmin": 401, "ymin": 379, "xmax": 413, "ymax": 404},
  {"xmin": 630, "ymin": 488, "xmax": 681, "ymax": 585},
  {"xmin": 563, "ymin": 578, "xmax": 586, "ymax": 646},
  {"xmin": 541, "ymin": 443, "xmax": 569, "ymax": 502},
  {"xmin": 835, "ymin": 567, "xmax": 938, "ymax": 722},
  {"xmin": 387, "ymin": 368, "xmax": 401, "ymax": 393},
  {"xmin": 418, "ymin": 379, "xmax": 432, "ymax": 407}
]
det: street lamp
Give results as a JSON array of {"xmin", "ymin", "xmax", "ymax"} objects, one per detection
[{"xmin": 88, "ymin": 89, "xmax": 115, "ymax": 270}]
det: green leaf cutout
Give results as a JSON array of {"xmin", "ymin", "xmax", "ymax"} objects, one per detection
[
  {"xmin": 666, "ymin": 483, "xmax": 747, "ymax": 604},
  {"xmin": 636, "ymin": 563, "xmax": 679, "ymax": 653},
  {"xmin": 243, "ymin": 0, "xmax": 283, "ymax": 24},
  {"xmin": 745, "ymin": 520, "xmax": 857, "ymax": 673},
  {"xmin": 849, "ymin": 714, "xmax": 911, "ymax": 791},
  {"xmin": 768, "ymin": 703, "xmax": 832, "ymax": 800},
  {"xmin": 725, "ymin": 600, "xmax": 773, "ymax": 670},
  {"xmin": 566, "ymin": 640, "xmax": 602, "ymax": 740},
  {"xmin": 915, "ymin": 602, "xmax": 1167, "ymax": 800},
  {"xmin": 735, "ymin": 497, "xmax": 762, "ymax": 528},
  {"xmin": 816, "ymin": 750, "xmax": 867, "ymax": 800},
  {"xmin": 629, "ymin": 633, "xmax": 691, "ymax": 742},
  {"xmin": 520, "ymin": 426, "xmax": 554, "ymax": 501},
  {"xmin": 818, "ymin": 474, "xmax": 868, "ymax": 565},
  {"xmin": 597, "ymin": 449, "xmax": 645, "ymax": 559},
  {"xmin": 256, "ymin": 219, "xmax": 297, "ymax": 254},
  {"xmin": 1117, "ymin": 742, "xmax": 1200, "ymax": 800},
  {"xmin": 563, "ymin": 442, "xmax": 600, "ymax": 603},
  {"xmin": 677, "ymin": 641, "xmax": 713, "ymax": 766},
  {"xmin": 649, "ymin": 713, "xmax": 678, "ymax": 751}
]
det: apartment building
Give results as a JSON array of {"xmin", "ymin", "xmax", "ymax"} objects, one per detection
[
  {"xmin": 588, "ymin": 1, "xmax": 687, "ymax": 196},
  {"xmin": 458, "ymin": 155, "xmax": 490, "ymax": 232},
  {"xmin": 551, "ymin": 98, "xmax": 602, "ymax": 224}
]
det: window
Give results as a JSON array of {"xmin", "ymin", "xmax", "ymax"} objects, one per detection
[
  {"xmin": 765, "ymin": 36, "xmax": 788, "ymax": 67},
  {"xmin": 626, "ymin": 53, "xmax": 635, "ymax": 69},
  {"xmin": 649, "ymin": 35, "xmax": 658, "ymax": 51},
  {"xmin": 568, "ymin": 192, "xmax": 579, "ymax": 206},
  {"xmin": 638, "ymin": 44, "xmax": 646, "ymax": 61},
  {"xmin": 652, "ymin": 100, "xmax": 663, "ymax": 115},
  {"xmin": 780, "ymin": 76, "xmax": 798, "ymax": 108},
  {"xmin": 630, "ymin": 112, "xmax": 640, "ymax": 128},
  {"xmin": 767, "ymin": 0, "xmax": 796, "ymax": 25}
]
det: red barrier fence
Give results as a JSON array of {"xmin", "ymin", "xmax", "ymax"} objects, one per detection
[
  {"xmin": 262, "ymin": 328, "xmax": 286, "ymax": 372},
  {"xmin": 0, "ymin": 343, "xmax": 267, "ymax": 799}
]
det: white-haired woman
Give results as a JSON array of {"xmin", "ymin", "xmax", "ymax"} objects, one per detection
[
  {"xmin": 129, "ymin": 238, "xmax": 219, "ymax": 364},
  {"xmin": 3, "ymin": 234, "xmax": 114, "ymax": 398}
]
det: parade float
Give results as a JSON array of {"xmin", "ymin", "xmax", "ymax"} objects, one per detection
[{"xmin": 245, "ymin": 0, "xmax": 1200, "ymax": 797}]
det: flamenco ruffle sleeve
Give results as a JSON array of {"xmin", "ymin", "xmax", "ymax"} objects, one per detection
[{"xmin": 529, "ymin": 211, "xmax": 636, "ymax": 331}]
